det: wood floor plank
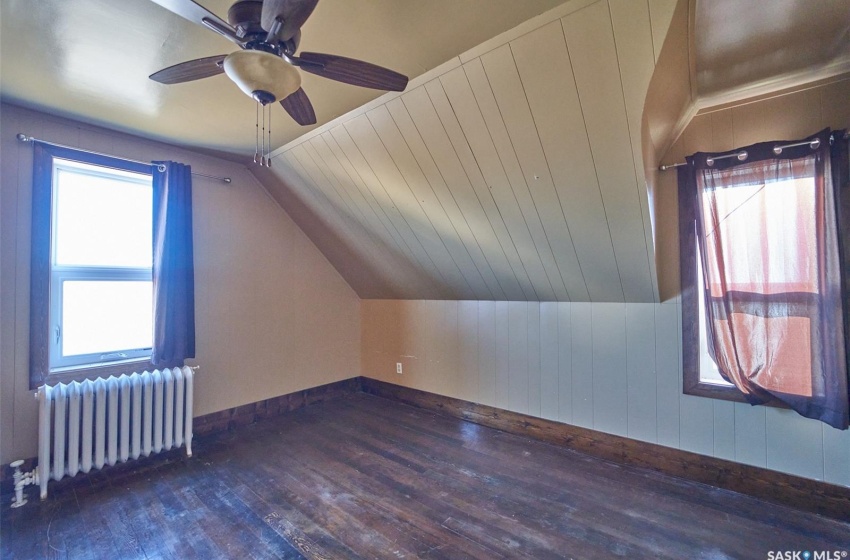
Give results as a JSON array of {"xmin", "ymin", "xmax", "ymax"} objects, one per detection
[
  {"xmin": 2, "ymin": 393, "xmax": 848, "ymax": 560},
  {"xmin": 341, "ymin": 395, "xmax": 841, "ymax": 546},
  {"xmin": 323, "ymin": 400, "xmax": 723, "ymax": 558}
]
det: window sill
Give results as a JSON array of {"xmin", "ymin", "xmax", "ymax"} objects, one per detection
[
  {"xmin": 684, "ymin": 379, "xmax": 790, "ymax": 409},
  {"xmin": 37, "ymin": 357, "xmax": 181, "ymax": 388}
]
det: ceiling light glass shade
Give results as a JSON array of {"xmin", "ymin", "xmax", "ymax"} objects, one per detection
[{"xmin": 223, "ymin": 50, "xmax": 301, "ymax": 103}]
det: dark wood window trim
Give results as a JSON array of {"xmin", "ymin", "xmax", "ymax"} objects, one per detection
[
  {"xmin": 678, "ymin": 167, "xmax": 790, "ymax": 407},
  {"xmin": 678, "ymin": 170, "xmax": 747, "ymax": 403},
  {"xmin": 28, "ymin": 142, "xmax": 166, "ymax": 389}
]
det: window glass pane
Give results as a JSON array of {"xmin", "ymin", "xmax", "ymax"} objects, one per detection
[
  {"xmin": 701, "ymin": 177, "xmax": 816, "ymax": 295},
  {"xmin": 54, "ymin": 160, "xmax": 152, "ymax": 268},
  {"xmin": 61, "ymin": 281, "xmax": 152, "ymax": 357}
]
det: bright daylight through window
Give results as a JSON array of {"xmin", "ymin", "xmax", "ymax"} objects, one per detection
[
  {"xmin": 696, "ymin": 174, "xmax": 817, "ymax": 396},
  {"xmin": 50, "ymin": 158, "xmax": 153, "ymax": 369}
]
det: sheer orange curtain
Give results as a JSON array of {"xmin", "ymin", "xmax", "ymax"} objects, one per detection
[{"xmin": 685, "ymin": 128, "xmax": 849, "ymax": 429}]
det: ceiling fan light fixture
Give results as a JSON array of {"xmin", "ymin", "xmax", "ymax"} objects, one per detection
[{"xmin": 223, "ymin": 50, "xmax": 301, "ymax": 104}]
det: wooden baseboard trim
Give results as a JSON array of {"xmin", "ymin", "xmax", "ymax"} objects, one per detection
[
  {"xmin": 6, "ymin": 375, "xmax": 848, "ymax": 522},
  {"xmin": 360, "ymin": 377, "xmax": 850, "ymax": 522},
  {"xmin": 193, "ymin": 377, "xmax": 362, "ymax": 436},
  {"xmin": 1, "ymin": 377, "xmax": 363, "ymax": 495}
]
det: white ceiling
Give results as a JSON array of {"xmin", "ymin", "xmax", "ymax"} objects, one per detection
[
  {"xmin": 694, "ymin": 0, "xmax": 850, "ymax": 103},
  {"xmin": 255, "ymin": 0, "xmax": 673, "ymax": 302},
  {"xmin": 0, "ymin": 0, "xmax": 565, "ymax": 156}
]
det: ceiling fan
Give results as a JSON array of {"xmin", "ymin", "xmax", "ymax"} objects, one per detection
[{"xmin": 148, "ymin": 0, "xmax": 409, "ymax": 163}]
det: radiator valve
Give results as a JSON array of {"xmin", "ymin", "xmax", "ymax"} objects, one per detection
[{"xmin": 9, "ymin": 460, "xmax": 39, "ymax": 509}]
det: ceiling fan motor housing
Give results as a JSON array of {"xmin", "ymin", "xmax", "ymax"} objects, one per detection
[{"xmin": 228, "ymin": 0, "xmax": 265, "ymax": 35}]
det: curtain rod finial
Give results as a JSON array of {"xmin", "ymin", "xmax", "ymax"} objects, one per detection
[{"xmin": 16, "ymin": 133, "xmax": 32, "ymax": 142}]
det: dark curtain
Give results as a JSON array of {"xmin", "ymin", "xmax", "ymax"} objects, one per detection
[
  {"xmin": 685, "ymin": 128, "xmax": 849, "ymax": 429},
  {"xmin": 151, "ymin": 161, "xmax": 196, "ymax": 366}
]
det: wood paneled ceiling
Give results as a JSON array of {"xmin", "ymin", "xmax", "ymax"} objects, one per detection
[{"xmin": 255, "ymin": 0, "xmax": 678, "ymax": 302}]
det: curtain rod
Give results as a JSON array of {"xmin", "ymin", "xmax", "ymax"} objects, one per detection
[
  {"xmin": 16, "ymin": 134, "xmax": 232, "ymax": 184},
  {"xmin": 659, "ymin": 131, "xmax": 850, "ymax": 171}
]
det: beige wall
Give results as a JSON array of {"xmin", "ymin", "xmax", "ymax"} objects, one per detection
[
  {"xmin": 654, "ymin": 76, "xmax": 850, "ymax": 300},
  {"xmin": 0, "ymin": 104, "xmax": 361, "ymax": 464},
  {"xmin": 362, "ymin": 299, "xmax": 850, "ymax": 487}
]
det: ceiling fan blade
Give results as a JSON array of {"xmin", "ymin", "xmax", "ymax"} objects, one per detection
[
  {"xmin": 280, "ymin": 88, "xmax": 317, "ymax": 126},
  {"xmin": 148, "ymin": 0, "xmax": 243, "ymax": 45},
  {"xmin": 150, "ymin": 55, "xmax": 227, "ymax": 84},
  {"xmin": 261, "ymin": 0, "xmax": 319, "ymax": 41},
  {"xmin": 297, "ymin": 52, "xmax": 408, "ymax": 92}
]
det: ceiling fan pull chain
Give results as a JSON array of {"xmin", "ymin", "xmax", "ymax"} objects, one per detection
[
  {"xmin": 261, "ymin": 103, "xmax": 266, "ymax": 167},
  {"xmin": 267, "ymin": 108, "xmax": 272, "ymax": 168},
  {"xmin": 254, "ymin": 100, "xmax": 260, "ymax": 164}
]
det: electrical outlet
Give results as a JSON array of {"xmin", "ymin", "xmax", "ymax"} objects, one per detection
[{"xmin": 396, "ymin": 362, "xmax": 403, "ymax": 374}]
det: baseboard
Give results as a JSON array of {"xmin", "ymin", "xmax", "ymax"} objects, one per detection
[
  {"xmin": 6, "ymin": 374, "xmax": 848, "ymax": 522},
  {"xmin": 360, "ymin": 377, "xmax": 850, "ymax": 522},
  {"xmin": 193, "ymin": 377, "xmax": 362, "ymax": 436},
  {"xmin": 1, "ymin": 377, "xmax": 363, "ymax": 496}
]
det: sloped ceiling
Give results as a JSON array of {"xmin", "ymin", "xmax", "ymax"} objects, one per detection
[
  {"xmin": 255, "ymin": 0, "xmax": 677, "ymax": 302},
  {"xmin": 9, "ymin": 0, "xmax": 838, "ymax": 304}
]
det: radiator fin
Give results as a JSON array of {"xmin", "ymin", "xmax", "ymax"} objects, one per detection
[
  {"xmin": 81, "ymin": 380, "xmax": 94, "ymax": 473},
  {"xmin": 37, "ymin": 366, "xmax": 195, "ymax": 500},
  {"xmin": 67, "ymin": 383, "xmax": 81, "ymax": 477}
]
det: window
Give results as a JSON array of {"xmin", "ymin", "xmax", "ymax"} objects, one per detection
[
  {"xmin": 30, "ymin": 143, "xmax": 157, "ymax": 386},
  {"xmin": 688, "ymin": 174, "xmax": 819, "ymax": 400},
  {"xmin": 679, "ymin": 129, "xmax": 849, "ymax": 428},
  {"xmin": 50, "ymin": 158, "xmax": 153, "ymax": 369}
]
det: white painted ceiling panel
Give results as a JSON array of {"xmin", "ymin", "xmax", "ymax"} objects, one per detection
[
  {"xmin": 262, "ymin": 0, "xmax": 662, "ymax": 302},
  {"xmin": 390, "ymin": 88, "xmax": 527, "ymax": 300},
  {"xmin": 317, "ymin": 130, "xmax": 421, "ymax": 282},
  {"xmin": 415, "ymin": 77, "xmax": 538, "ymax": 300},
  {"xmin": 508, "ymin": 20, "xmax": 620, "ymax": 302},
  {"xmin": 437, "ymin": 68, "xmax": 562, "ymax": 301},
  {"xmin": 608, "ymin": 0, "xmax": 659, "ymax": 296},
  {"xmin": 562, "ymin": 0, "xmax": 655, "ymax": 302},
  {"xmin": 324, "ymin": 125, "xmax": 450, "ymax": 296},
  {"xmin": 478, "ymin": 45, "xmax": 586, "ymax": 301},
  {"xmin": 385, "ymin": 97, "xmax": 507, "ymax": 300},
  {"xmin": 345, "ymin": 114, "xmax": 477, "ymax": 299},
  {"xmin": 428, "ymin": 69, "xmax": 533, "ymax": 299},
  {"xmin": 365, "ymin": 106, "xmax": 491, "ymax": 298}
]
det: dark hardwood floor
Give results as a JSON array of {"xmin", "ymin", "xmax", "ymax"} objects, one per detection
[{"xmin": 2, "ymin": 392, "xmax": 849, "ymax": 559}]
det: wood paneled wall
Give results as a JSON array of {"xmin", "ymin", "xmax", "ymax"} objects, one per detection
[
  {"xmin": 257, "ymin": 0, "xmax": 680, "ymax": 303},
  {"xmin": 362, "ymin": 299, "xmax": 850, "ymax": 487},
  {"xmin": 0, "ymin": 104, "xmax": 361, "ymax": 464}
]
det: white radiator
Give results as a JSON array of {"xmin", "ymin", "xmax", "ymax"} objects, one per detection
[{"xmin": 36, "ymin": 366, "xmax": 194, "ymax": 500}]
